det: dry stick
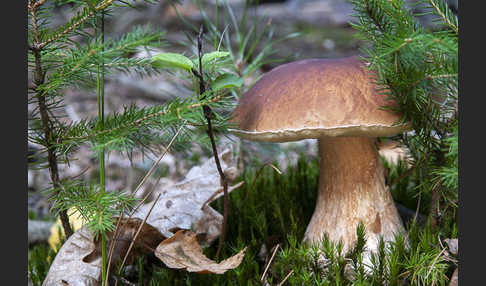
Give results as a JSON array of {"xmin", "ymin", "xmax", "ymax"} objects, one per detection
[
  {"xmin": 201, "ymin": 181, "xmax": 245, "ymax": 211},
  {"xmin": 193, "ymin": 25, "xmax": 229, "ymax": 259},
  {"xmin": 128, "ymin": 175, "xmax": 163, "ymax": 218},
  {"xmin": 429, "ymin": 183, "xmax": 442, "ymax": 229},
  {"xmin": 261, "ymin": 244, "xmax": 280, "ymax": 282},
  {"xmin": 131, "ymin": 122, "xmax": 185, "ymax": 198},
  {"xmin": 111, "ymin": 124, "xmax": 184, "ymax": 265},
  {"xmin": 204, "ymin": 84, "xmax": 229, "ymax": 259},
  {"xmin": 413, "ymin": 193, "xmax": 422, "ymax": 224},
  {"xmin": 108, "ymin": 126, "xmax": 182, "ymax": 284},
  {"xmin": 277, "ymin": 270, "xmax": 295, "ymax": 286},
  {"xmin": 389, "ymin": 165, "xmax": 415, "ymax": 188},
  {"xmin": 69, "ymin": 166, "xmax": 91, "ymax": 180},
  {"xmin": 119, "ymin": 193, "xmax": 161, "ymax": 274},
  {"xmin": 244, "ymin": 163, "xmax": 282, "ymax": 201},
  {"xmin": 429, "ymin": 149, "xmax": 446, "ymax": 229},
  {"xmin": 425, "ymin": 247, "xmax": 447, "ymax": 281},
  {"xmin": 104, "ymin": 213, "xmax": 124, "ymax": 286}
]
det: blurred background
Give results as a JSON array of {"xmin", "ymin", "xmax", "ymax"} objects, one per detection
[{"xmin": 28, "ymin": 0, "xmax": 458, "ymax": 226}]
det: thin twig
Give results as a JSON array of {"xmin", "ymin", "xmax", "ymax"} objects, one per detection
[
  {"xmin": 413, "ymin": 193, "xmax": 422, "ymax": 223},
  {"xmin": 201, "ymin": 181, "xmax": 244, "ymax": 210},
  {"xmin": 104, "ymin": 213, "xmax": 124, "ymax": 286},
  {"xmin": 112, "ymin": 125, "xmax": 183, "ymax": 257},
  {"xmin": 410, "ymin": 73, "xmax": 457, "ymax": 89},
  {"xmin": 193, "ymin": 25, "xmax": 229, "ymax": 259},
  {"xmin": 69, "ymin": 166, "xmax": 91, "ymax": 180},
  {"xmin": 261, "ymin": 244, "xmax": 280, "ymax": 282},
  {"xmin": 429, "ymin": 180, "xmax": 443, "ymax": 230},
  {"xmin": 131, "ymin": 122, "xmax": 185, "ymax": 198},
  {"xmin": 37, "ymin": 0, "xmax": 117, "ymax": 49},
  {"xmin": 277, "ymin": 269, "xmax": 294, "ymax": 286},
  {"xmin": 128, "ymin": 175, "xmax": 162, "ymax": 218},
  {"xmin": 425, "ymin": 247, "xmax": 446, "ymax": 281},
  {"xmin": 390, "ymin": 165, "xmax": 415, "ymax": 187},
  {"xmin": 118, "ymin": 193, "xmax": 161, "ymax": 273},
  {"xmin": 244, "ymin": 163, "xmax": 282, "ymax": 201},
  {"xmin": 428, "ymin": 0, "xmax": 458, "ymax": 34}
]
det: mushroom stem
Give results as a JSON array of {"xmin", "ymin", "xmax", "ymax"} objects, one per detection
[{"xmin": 304, "ymin": 136, "xmax": 406, "ymax": 255}]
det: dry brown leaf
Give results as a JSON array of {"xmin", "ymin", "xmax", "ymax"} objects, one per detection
[
  {"xmin": 155, "ymin": 230, "xmax": 247, "ymax": 274},
  {"xmin": 377, "ymin": 139, "xmax": 413, "ymax": 168},
  {"xmin": 43, "ymin": 218, "xmax": 165, "ymax": 286},
  {"xmin": 101, "ymin": 217, "xmax": 165, "ymax": 266},
  {"xmin": 133, "ymin": 147, "xmax": 243, "ymax": 245},
  {"xmin": 444, "ymin": 238, "xmax": 458, "ymax": 256},
  {"xmin": 43, "ymin": 147, "xmax": 242, "ymax": 284}
]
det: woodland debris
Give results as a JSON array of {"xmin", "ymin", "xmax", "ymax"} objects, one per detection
[
  {"xmin": 43, "ymin": 146, "xmax": 244, "ymax": 284},
  {"xmin": 155, "ymin": 230, "xmax": 247, "ymax": 274},
  {"xmin": 132, "ymin": 147, "xmax": 243, "ymax": 246},
  {"xmin": 444, "ymin": 238, "xmax": 458, "ymax": 256},
  {"xmin": 377, "ymin": 139, "xmax": 413, "ymax": 168},
  {"xmin": 42, "ymin": 218, "xmax": 165, "ymax": 286},
  {"xmin": 42, "ymin": 226, "xmax": 101, "ymax": 286}
]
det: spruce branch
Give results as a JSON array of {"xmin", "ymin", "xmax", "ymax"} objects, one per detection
[
  {"xmin": 37, "ymin": 0, "xmax": 116, "ymax": 49},
  {"xmin": 60, "ymin": 95, "xmax": 222, "ymax": 145},
  {"xmin": 350, "ymin": 0, "xmax": 458, "ymax": 233},
  {"xmin": 365, "ymin": 0, "xmax": 386, "ymax": 33},
  {"xmin": 428, "ymin": 0, "xmax": 458, "ymax": 34},
  {"xmin": 29, "ymin": 1, "xmax": 73, "ymax": 238},
  {"xmin": 39, "ymin": 26, "xmax": 163, "ymax": 93},
  {"xmin": 410, "ymin": 73, "xmax": 457, "ymax": 89},
  {"xmin": 29, "ymin": 0, "xmax": 47, "ymax": 10}
]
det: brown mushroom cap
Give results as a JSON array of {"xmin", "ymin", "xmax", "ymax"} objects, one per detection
[{"xmin": 230, "ymin": 57, "xmax": 410, "ymax": 142}]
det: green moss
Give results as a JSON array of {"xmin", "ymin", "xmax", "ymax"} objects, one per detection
[
  {"xmin": 142, "ymin": 154, "xmax": 456, "ymax": 285},
  {"xmin": 28, "ymin": 244, "xmax": 57, "ymax": 286},
  {"xmin": 29, "ymin": 153, "xmax": 457, "ymax": 285}
]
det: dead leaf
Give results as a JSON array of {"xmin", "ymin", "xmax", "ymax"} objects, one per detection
[
  {"xmin": 95, "ymin": 217, "xmax": 165, "ymax": 266},
  {"xmin": 43, "ymin": 147, "xmax": 242, "ymax": 284},
  {"xmin": 43, "ymin": 218, "xmax": 165, "ymax": 286},
  {"xmin": 444, "ymin": 238, "xmax": 458, "ymax": 256},
  {"xmin": 132, "ymin": 147, "xmax": 243, "ymax": 245},
  {"xmin": 377, "ymin": 139, "xmax": 413, "ymax": 168},
  {"xmin": 42, "ymin": 226, "xmax": 100, "ymax": 286},
  {"xmin": 448, "ymin": 267, "xmax": 458, "ymax": 286},
  {"xmin": 155, "ymin": 230, "xmax": 247, "ymax": 274}
]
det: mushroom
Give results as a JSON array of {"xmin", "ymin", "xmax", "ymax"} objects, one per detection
[{"xmin": 230, "ymin": 56, "xmax": 411, "ymax": 260}]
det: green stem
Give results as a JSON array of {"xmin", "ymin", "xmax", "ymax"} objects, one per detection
[
  {"xmin": 99, "ymin": 10, "xmax": 106, "ymax": 195},
  {"xmin": 102, "ymin": 232, "xmax": 107, "ymax": 285},
  {"xmin": 96, "ymin": 10, "xmax": 107, "ymax": 286},
  {"xmin": 214, "ymin": 0, "xmax": 218, "ymax": 50}
]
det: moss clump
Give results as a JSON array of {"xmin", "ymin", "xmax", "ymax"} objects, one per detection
[{"xmin": 28, "ymin": 154, "xmax": 457, "ymax": 285}]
